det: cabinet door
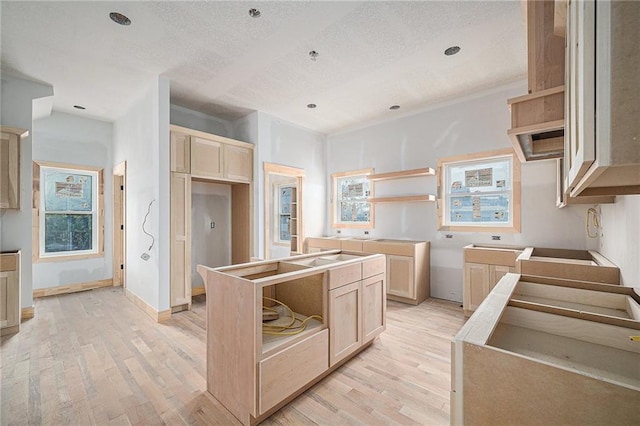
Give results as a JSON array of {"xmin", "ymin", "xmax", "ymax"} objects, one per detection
[
  {"xmin": 170, "ymin": 131, "xmax": 191, "ymax": 173},
  {"xmin": 191, "ymin": 136, "xmax": 223, "ymax": 179},
  {"xmin": 565, "ymin": 0, "xmax": 596, "ymax": 189},
  {"xmin": 463, "ymin": 262, "xmax": 490, "ymax": 314},
  {"xmin": 489, "ymin": 265, "xmax": 513, "ymax": 291},
  {"xmin": 362, "ymin": 274, "xmax": 385, "ymax": 344},
  {"xmin": 387, "ymin": 255, "xmax": 415, "ymax": 300},
  {"xmin": 224, "ymin": 144, "xmax": 252, "ymax": 182},
  {"xmin": 329, "ymin": 281, "xmax": 361, "ymax": 367},
  {"xmin": 0, "ymin": 131, "xmax": 20, "ymax": 209},
  {"xmin": 0, "ymin": 270, "xmax": 19, "ymax": 334},
  {"xmin": 170, "ymin": 173, "xmax": 192, "ymax": 308}
]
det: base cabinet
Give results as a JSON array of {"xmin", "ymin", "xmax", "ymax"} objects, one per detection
[
  {"xmin": 198, "ymin": 251, "xmax": 386, "ymax": 425},
  {"xmin": 0, "ymin": 251, "xmax": 20, "ymax": 336}
]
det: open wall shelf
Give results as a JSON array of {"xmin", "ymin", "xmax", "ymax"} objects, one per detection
[{"xmin": 367, "ymin": 167, "xmax": 435, "ymax": 203}]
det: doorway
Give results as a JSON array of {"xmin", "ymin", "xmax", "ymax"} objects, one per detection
[
  {"xmin": 112, "ymin": 161, "xmax": 126, "ymax": 287},
  {"xmin": 264, "ymin": 163, "xmax": 304, "ymax": 259}
]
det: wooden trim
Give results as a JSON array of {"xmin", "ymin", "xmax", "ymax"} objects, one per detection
[
  {"xmin": 33, "ymin": 278, "xmax": 113, "ymax": 298},
  {"xmin": 192, "ymin": 286, "xmax": 206, "ymax": 296},
  {"xmin": 437, "ymin": 148, "xmax": 521, "ymax": 233},
  {"xmin": 124, "ymin": 288, "xmax": 171, "ymax": 323},
  {"xmin": 0, "ymin": 125, "xmax": 28, "ymax": 138},
  {"xmin": 370, "ymin": 195, "xmax": 435, "ymax": 203},
  {"xmin": 330, "ymin": 168, "xmax": 374, "ymax": 230},
  {"xmin": 21, "ymin": 306, "xmax": 34, "ymax": 321},
  {"xmin": 112, "ymin": 161, "xmax": 126, "ymax": 288},
  {"xmin": 32, "ymin": 161, "xmax": 105, "ymax": 263},
  {"xmin": 506, "ymin": 119, "xmax": 565, "ymax": 137},
  {"xmin": 507, "ymin": 85, "xmax": 565, "ymax": 105},
  {"xmin": 169, "ymin": 124, "xmax": 254, "ymax": 149},
  {"xmin": 367, "ymin": 167, "xmax": 435, "ymax": 181}
]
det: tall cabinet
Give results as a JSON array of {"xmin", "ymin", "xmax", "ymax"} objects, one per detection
[
  {"xmin": 564, "ymin": 0, "xmax": 640, "ymax": 196},
  {"xmin": 0, "ymin": 126, "xmax": 27, "ymax": 210},
  {"xmin": 169, "ymin": 125, "xmax": 254, "ymax": 312}
]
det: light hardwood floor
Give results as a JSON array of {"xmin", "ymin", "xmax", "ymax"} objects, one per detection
[{"xmin": 1, "ymin": 287, "xmax": 465, "ymax": 425}]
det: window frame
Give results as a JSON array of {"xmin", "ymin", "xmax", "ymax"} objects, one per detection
[
  {"xmin": 437, "ymin": 149, "xmax": 520, "ymax": 233},
  {"xmin": 331, "ymin": 168, "xmax": 374, "ymax": 229},
  {"xmin": 33, "ymin": 161, "xmax": 104, "ymax": 262}
]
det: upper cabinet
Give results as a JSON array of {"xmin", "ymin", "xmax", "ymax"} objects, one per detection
[
  {"xmin": 0, "ymin": 126, "xmax": 28, "ymax": 210},
  {"xmin": 507, "ymin": 0, "xmax": 566, "ymax": 162},
  {"xmin": 564, "ymin": 0, "xmax": 640, "ymax": 197},
  {"xmin": 170, "ymin": 125, "xmax": 253, "ymax": 183}
]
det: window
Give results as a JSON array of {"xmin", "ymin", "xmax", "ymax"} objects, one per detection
[
  {"xmin": 34, "ymin": 161, "xmax": 104, "ymax": 261},
  {"xmin": 437, "ymin": 149, "xmax": 520, "ymax": 232},
  {"xmin": 276, "ymin": 184, "xmax": 293, "ymax": 243},
  {"xmin": 331, "ymin": 168, "xmax": 373, "ymax": 229}
]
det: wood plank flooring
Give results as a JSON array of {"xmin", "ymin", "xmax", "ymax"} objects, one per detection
[{"xmin": 1, "ymin": 287, "xmax": 465, "ymax": 425}]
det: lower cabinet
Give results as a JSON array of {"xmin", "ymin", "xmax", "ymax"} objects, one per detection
[
  {"xmin": 463, "ymin": 244, "xmax": 522, "ymax": 316},
  {"xmin": 198, "ymin": 252, "xmax": 386, "ymax": 425},
  {"xmin": 386, "ymin": 254, "xmax": 414, "ymax": 300},
  {"xmin": 1, "ymin": 251, "xmax": 20, "ymax": 336}
]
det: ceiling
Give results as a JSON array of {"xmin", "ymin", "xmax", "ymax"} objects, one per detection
[{"xmin": 1, "ymin": 1, "xmax": 527, "ymax": 135}]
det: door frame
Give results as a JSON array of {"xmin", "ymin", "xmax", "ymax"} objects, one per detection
[
  {"xmin": 263, "ymin": 162, "xmax": 304, "ymax": 259},
  {"xmin": 113, "ymin": 161, "xmax": 126, "ymax": 287}
]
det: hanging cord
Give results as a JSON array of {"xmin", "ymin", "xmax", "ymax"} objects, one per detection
[
  {"xmin": 262, "ymin": 297, "xmax": 323, "ymax": 336},
  {"xmin": 586, "ymin": 207, "xmax": 601, "ymax": 238},
  {"xmin": 142, "ymin": 199, "xmax": 156, "ymax": 250}
]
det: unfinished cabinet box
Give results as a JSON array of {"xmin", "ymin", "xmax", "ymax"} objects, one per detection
[
  {"xmin": 0, "ymin": 251, "xmax": 21, "ymax": 336},
  {"xmin": 462, "ymin": 244, "xmax": 523, "ymax": 316},
  {"xmin": 565, "ymin": 0, "xmax": 640, "ymax": 196},
  {"xmin": 517, "ymin": 247, "xmax": 619, "ymax": 284},
  {"xmin": 197, "ymin": 251, "xmax": 386, "ymax": 425},
  {"xmin": 0, "ymin": 127, "xmax": 27, "ymax": 210},
  {"xmin": 452, "ymin": 273, "xmax": 640, "ymax": 425}
]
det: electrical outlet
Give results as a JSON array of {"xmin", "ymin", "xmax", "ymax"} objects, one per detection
[
  {"xmin": 364, "ymin": 231, "xmax": 369, "ymax": 235},
  {"xmin": 210, "ymin": 221, "xmax": 215, "ymax": 229},
  {"xmin": 140, "ymin": 253, "xmax": 150, "ymax": 261}
]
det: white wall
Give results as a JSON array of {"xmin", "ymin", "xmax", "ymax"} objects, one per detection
[
  {"xmin": 326, "ymin": 82, "xmax": 593, "ymax": 302},
  {"xmin": 112, "ymin": 77, "xmax": 171, "ymax": 312},
  {"xmin": 191, "ymin": 181, "xmax": 231, "ymax": 287},
  {"xmin": 0, "ymin": 75, "xmax": 54, "ymax": 310},
  {"xmin": 170, "ymin": 104, "xmax": 234, "ymax": 138},
  {"xmin": 234, "ymin": 112, "xmax": 326, "ymax": 259},
  {"xmin": 31, "ymin": 112, "xmax": 114, "ymax": 289},
  {"xmin": 599, "ymin": 195, "xmax": 640, "ymax": 286}
]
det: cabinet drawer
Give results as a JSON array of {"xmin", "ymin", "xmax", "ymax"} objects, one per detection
[
  {"xmin": 464, "ymin": 248, "xmax": 518, "ymax": 267},
  {"xmin": 362, "ymin": 241, "xmax": 415, "ymax": 257},
  {"xmin": 258, "ymin": 329, "xmax": 328, "ymax": 415},
  {"xmin": 328, "ymin": 263, "xmax": 362, "ymax": 290},
  {"xmin": 341, "ymin": 239, "xmax": 363, "ymax": 252},
  {"xmin": 0, "ymin": 254, "xmax": 18, "ymax": 272},
  {"xmin": 362, "ymin": 256, "xmax": 385, "ymax": 279},
  {"xmin": 307, "ymin": 238, "xmax": 341, "ymax": 250}
]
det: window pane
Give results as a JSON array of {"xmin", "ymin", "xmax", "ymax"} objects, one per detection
[
  {"xmin": 43, "ymin": 170, "xmax": 93, "ymax": 212},
  {"xmin": 340, "ymin": 201, "xmax": 370, "ymax": 222},
  {"xmin": 44, "ymin": 213, "xmax": 93, "ymax": 253},
  {"xmin": 279, "ymin": 215, "xmax": 291, "ymax": 241},
  {"xmin": 449, "ymin": 194, "xmax": 510, "ymax": 223}
]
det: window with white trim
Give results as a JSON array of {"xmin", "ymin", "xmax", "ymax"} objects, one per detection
[
  {"xmin": 276, "ymin": 184, "xmax": 293, "ymax": 243},
  {"xmin": 331, "ymin": 168, "xmax": 373, "ymax": 229},
  {"xmin": 34, "ymin": 162, "xmax": 103, "ymax": 260},
  {"xmin": 438, "ymin": 150, "xmax": 520, "ymax": 232}
]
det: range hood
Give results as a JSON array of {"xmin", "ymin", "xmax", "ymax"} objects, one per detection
[{"xmin": 507, "ymin": 85, "xmax": 565, "ymax": 162}]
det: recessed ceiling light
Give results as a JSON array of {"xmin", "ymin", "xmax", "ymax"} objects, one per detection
[
  {"xmin": 309, "ymin": 50, "xmax": 319, "ymax": 61},
  {"xmin": 73, "ymin": 105, "xmax": 86, "ymax": 110},
  {"xmin": 444, "ymin": 46, "xmax": 461, "ymax": 56},
  {"xmin": 249, "ymin": 8, "xmax": 261, "ymax": 18},
  {"xmin": 307, "ymin": 104, "xmax": 317, "ymax": 109},
  {"xmin": 389, "ymin": 105, "xmax": 400, "ymax": 110},
  {"xmin": 109, "ymin": 12, "xmax": 131, "ymax": 26}
]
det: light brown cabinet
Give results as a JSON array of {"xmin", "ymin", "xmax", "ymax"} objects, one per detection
[
  {"xmin": 564, "ymin": 0, "xmax": 640, "ymax": 197},
  {"xmin": 170, "ymin": 173, "xmax": 191, "ymax": 310},
  {"xmin": 1, "ymin": 251, "xmax": 21, "ymax": 336},
  {"xmin": 452, "ymin": 273, "xmax": 639, "ymax": 425},
  {"xmin": 463, "ymin": 244, "xmax": 522, "ymax": 316},
  {"xmin": 306, "ymin": 237, "xmax": 430, "ymax": 305},
  {"xmin": 169, "ymin": 125, "xmax": 254, "ymax": 311},
  {"xmin": 0, "ymin": 127, "xmax": 27, "ymax": 210},
  {"xmin": 197, "ymin": 251, "xmax": 386, "ymax": 425}
]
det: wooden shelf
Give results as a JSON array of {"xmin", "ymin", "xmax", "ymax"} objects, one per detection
[
  {"xmin": 367, "ymin": 167, "xmax": 435, "ymax": 181},
  {"xmin": 369, "ymin": 195, "xmax": 435, "ymax": 203}
]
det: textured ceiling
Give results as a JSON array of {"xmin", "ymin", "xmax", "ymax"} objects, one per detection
[{"xmin": 1, "ymin": 1, "xmax": 527, "ymax": 134}]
